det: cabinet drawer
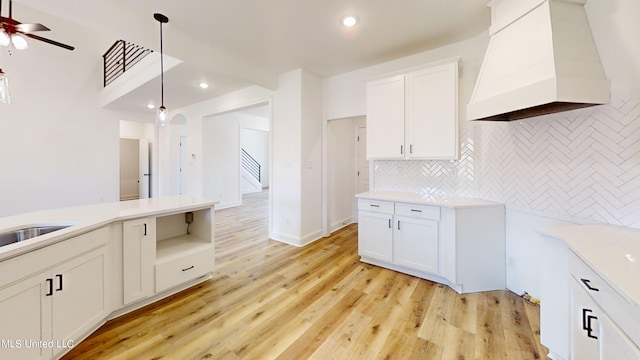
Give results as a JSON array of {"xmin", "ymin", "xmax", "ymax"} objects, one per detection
[
  {"xmin": 395, "ymin": 203, "xmax": 440, "ymax": 220},
  {"xmin": 358, "ymin": 199, "xmax": 394, "ymax": 214},
  {"xmin": 569, "ymin": 251, "xmax": 640, "ymax": 348},
  {"xmin": 155, "ymin": 247, "xmax": 215, "ymax": 293}
]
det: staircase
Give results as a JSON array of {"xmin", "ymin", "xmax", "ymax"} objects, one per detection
[{"xmin": 241, "ymin": 148, "xmax": 262, "ymax": 194}]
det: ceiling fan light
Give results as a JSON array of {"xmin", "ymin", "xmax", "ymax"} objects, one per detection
[
  {"xmin": 0, "ymin": 69, "xmax": 12, "ymax": 104},
  {"xmin": 0, "ymin": 30, "xmax": 10, "ymax": 47},
  {"xmin": 11, "ymin": 34, "xmax": 28, "ymax": 50}
]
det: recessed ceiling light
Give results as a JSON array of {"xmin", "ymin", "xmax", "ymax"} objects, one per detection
[
  {"xmin": 341, "ymin": 15, "xmax": 358, "ymax": 27},
  {"xmin": 147, "ymin": 104, "xmax": 155, "ymax": 109},
  {"xmin": 199, "ymin": 82, "xmax": 209, "ymax": 89}
]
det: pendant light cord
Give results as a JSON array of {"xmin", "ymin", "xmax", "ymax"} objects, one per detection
[{"xmin": 159, "ymin": 20, "xmax": 164, "ymax": 108}]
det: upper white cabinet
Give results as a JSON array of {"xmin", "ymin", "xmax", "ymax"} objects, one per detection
[{"xmin": 366, "ymin": 58, "xmax": 460, "ymax": 160}]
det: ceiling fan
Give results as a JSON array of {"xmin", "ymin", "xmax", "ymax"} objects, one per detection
[{"xmin": 0, "ymin": 0, "xmax": 74, "ymax": 51}]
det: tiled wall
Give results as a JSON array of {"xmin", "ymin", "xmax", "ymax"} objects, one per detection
[{"xmin": 374, "ymin": 96, "xmax": 640, "ymax": 228}]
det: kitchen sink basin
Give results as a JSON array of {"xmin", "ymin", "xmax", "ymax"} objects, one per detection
[{"xmin": 0, "ymin": 225, "xmax": 72, "ymax": 247}]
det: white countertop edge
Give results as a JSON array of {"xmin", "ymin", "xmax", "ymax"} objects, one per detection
[
  {"xmin": 355, "ymin": 191, "xmax": 503, "ymax": 208},
  {"xmin": 538, "ymin": 224, "xmax": 640, "ymax": 309},
  {"xmin": 0, "ymin": 196, "xmax": 218, "ymax": 261}
]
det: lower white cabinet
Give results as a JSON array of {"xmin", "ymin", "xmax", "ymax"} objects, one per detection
[
  {"xmin": 122, "ymin": 217, "xmax": 156, "ymax": 305},
  {"xmin": 357, "ymin": 196, "xmax": 505, "ymax": 293},
  {"xmin": 393, "ymin": 212, "xmax": 439, "ymax": 274},
  {"xmin": 540, "ymin": 228, "xmax": 640, "ymax": 360},
  {"xmin": 357, "ymin": 206, "xmax": 393, "ymax": 263},
  {"xmin": 0, "ymin": 227, "xmax": 109, "ymax": 360}
]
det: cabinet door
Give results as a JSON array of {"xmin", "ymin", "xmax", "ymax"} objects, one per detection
[
  {"xmin": 405, "ymin": 62, "xmax": 458, "ymax": 159},
  {"xmin": 0, "ymin": 272, "xmax": 52, "ymax": 360},
  {"xmin": 122, "ymin": 218, "xmax": 156, "ymax": 304},
  {"xmin": 393, "ymin": 216, "xmax": 439, "ymax": 274},
  {"xmin": 366, "ymin": 75, "xmax": 405, "ymax": 159},
  {"xmin": 600, "ymin": 308, "xmax": 640, "ymax": 360},
  {"xmin": 570, "ymin": 278, "xmax": 600, "ymax": 360},
  {"xmin": 358, "ymin": 211, "xmax": 393, "ymax": 263},
  {"xmin": 51, "ymin": 247, "xmax": 107, "ymax": 357}
]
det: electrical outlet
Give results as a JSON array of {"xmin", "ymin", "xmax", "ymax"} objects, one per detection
[{"xmin": 185, "ymin": 212, "xmax": 193, "ymax": 224}]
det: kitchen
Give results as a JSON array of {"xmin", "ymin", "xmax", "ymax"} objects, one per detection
[{"xmin": 1, "ymin": 0, "xmax": 639, "ymax": 359}]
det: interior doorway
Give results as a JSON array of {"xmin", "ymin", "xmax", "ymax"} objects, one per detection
[
  {"xmin": 119, "ymin": 138, "xmax": 150, "ymax": 201},
  {"xmin": 326, "ymin": 116, "xmax": 366, "ymax": 232}
]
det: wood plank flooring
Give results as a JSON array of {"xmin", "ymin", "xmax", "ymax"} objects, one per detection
[{"xmin": 63, "ymin": 191, "xmax": 548, "ymax": 360}]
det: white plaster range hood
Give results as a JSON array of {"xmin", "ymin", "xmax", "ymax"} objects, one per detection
[{"xmin": 467, "ymin": 0, "xmax": 610, "ymax": 121}]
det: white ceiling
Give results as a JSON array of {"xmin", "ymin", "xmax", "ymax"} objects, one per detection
[{"xmin": 17, "ymin": 0, "xmax": 490, "ymax": 116}]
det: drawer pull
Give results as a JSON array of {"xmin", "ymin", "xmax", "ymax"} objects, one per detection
[
  {"xmin": 56, "ymin": 274, "xmax": 63, "ymax": 291},
  {"xmin": 410, "ymin": 209, "xmax": 422, "ymax": 213},
  {"xmin": 45, "ymin": 278, "xmax": 54, "ymax": 296},
  {"xmin": 388, "ymin": 219, "xmax": 391, "ymax": 229},
  {"xmin": 581, "ymin": 278, "xmax": 599, "ymax": 292},
  {"xmin": 369, "ymin": 204, "xmax": 380, "ymax": 208},
  {"xmin": 182, "ymin": 265, "xmax": 195, "ymax": 272},
  {"xmin": 582, "ymin": 308, "xmax": 598, "ymax": 339}
]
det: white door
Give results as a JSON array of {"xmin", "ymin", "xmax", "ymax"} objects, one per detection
[
  {"xmin": 139, "ymin": 139, "xmax": 150, "ymax": 199},
  {"xmin": 356, "ymin": 126, "xmax": 369, "ymax": 192}
]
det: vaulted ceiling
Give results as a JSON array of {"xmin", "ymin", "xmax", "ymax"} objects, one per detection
[{"xmin": 15, "ymin": 0, "xmax": 490, "ymax": 115}]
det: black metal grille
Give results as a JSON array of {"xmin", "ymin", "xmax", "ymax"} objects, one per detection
[{"xmin": 103, "ymin": 40, "xmax": 152, "ymax": 87}]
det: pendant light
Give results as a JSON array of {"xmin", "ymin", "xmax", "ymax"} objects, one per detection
[
  {"xmin": 0, "ymin": 68, "xmax": 10, "ymax": 104},
  {"xmin": 154, "ymin": 13, "xmax": 169, "ymax": 126}
]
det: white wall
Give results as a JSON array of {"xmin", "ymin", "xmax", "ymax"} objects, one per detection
[
  {"xmin": 321, "ymin": 0, "xmax": 640, "ymax": 299},
  {"xmin": 202, "ymin": 112, "xmax": 268, "ymax": 208},
  {"xmin": 0, "ymin": 5, "xmax": 122, "ymax": 217}
]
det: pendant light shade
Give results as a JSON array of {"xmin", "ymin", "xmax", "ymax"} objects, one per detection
[
  {"xmin": 154, "ymin": 13, "xmax": 169, "ymax": 127},
  {"xmin": 0, "ymin": 68, "xmax": 11, "ymax": 104}
]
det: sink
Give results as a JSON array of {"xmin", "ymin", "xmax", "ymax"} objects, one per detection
[{"xmin": 0, "ymin": 225, "xmax": 72, "ymax": 247}]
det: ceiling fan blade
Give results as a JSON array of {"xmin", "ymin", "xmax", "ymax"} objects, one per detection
[
  {"xmin": 24, "ymin": 33, "xmax": 74, "ymax": 51},
  {"xmin": 16, "ymin": 23, "xmax": 50, "ymax": 33}
]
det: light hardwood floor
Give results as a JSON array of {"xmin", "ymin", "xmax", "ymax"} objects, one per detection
[{"xmin": 63, "ymin": 190, "xmax": 548, "ymax": 360}]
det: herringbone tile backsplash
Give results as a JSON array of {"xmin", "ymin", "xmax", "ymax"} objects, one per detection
[{"xmin": 374, "ymin": 96, "xmax": 640, "ymax": 228}]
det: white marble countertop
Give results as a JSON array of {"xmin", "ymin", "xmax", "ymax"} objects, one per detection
[
  {"xmin": 539, "ymin": 224, "xmax": 640, "ymax": 308},
  {"xmin": 356, "ymin": 191, "xmax": 503, "ymax": 208},
  {"xmin": 0, "ymin": 196, "xmax": 218, "ymax": 261}
]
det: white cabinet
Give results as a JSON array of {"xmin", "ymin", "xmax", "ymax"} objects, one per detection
[
  {"xmin": 541, "ymin": 230, "xmax": 640, "ymax": 360},
  {"xmin": 393, "ymin": 215, "xmax": 439, "ymax": 274},
  {"xmin": 357, "ymin": 209, "xmax": 393, "ymax": 263},
  {"xmin": 0, "ymin": 271, "xmax": 52, "ymax": 360},
  {"xmin": 357, "ymin": 196, "xmax": 505, "ymax": 293},
  {"xmin": 357, "ymin": 200, "xmax": 439, "ymax": 273},
  {"xmin": 51, "ymin": 248, "xmax": 107, "ymax": 358},
  {"xmin": 0, "ymin": 227, "xmax": 109, "ymax": 360},
  {"xmin": 122, "ymin": 217, "xmax": 156, "ymax": 305},
  {"xmin": 155, "ymin": 209, "xmax": 215, "ymax": 293},
  {"xmin": 366, "ymin": 58, "xmax": 459, "ymax": 160}
]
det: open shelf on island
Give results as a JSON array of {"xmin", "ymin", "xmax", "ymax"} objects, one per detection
[{"xmin": 156, "ymin": 235, "xmax": 213, "ymax": 263}]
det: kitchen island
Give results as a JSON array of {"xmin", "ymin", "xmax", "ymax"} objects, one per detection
[{"xmin": 0, "ymin": 196, "xmax": 217, "ymax": 360}]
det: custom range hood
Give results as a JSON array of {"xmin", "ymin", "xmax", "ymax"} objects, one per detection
[{"xmin": 467, "ymin": 0, "xmax": 610, "ymax": 121}]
